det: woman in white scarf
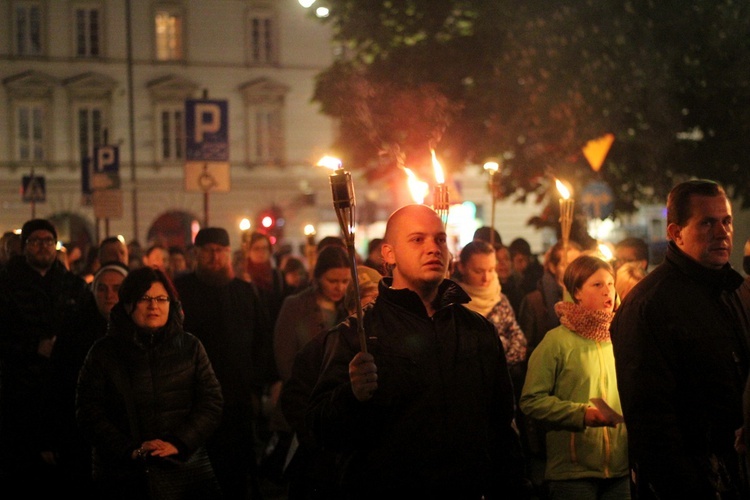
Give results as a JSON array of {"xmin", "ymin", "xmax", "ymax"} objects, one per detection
[{"xmin": 455, "ymin": 240, "xmax": 528, "ymax": 379}]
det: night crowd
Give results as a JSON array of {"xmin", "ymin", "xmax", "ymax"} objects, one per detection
[{"xmin": 1, "ymin": 178, "xmax": 749, "ymax": 500}]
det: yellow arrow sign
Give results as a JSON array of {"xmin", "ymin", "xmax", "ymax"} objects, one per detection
[{"xmin": 582, "ymin": 133, "xmax": 614, "ymax": 172}]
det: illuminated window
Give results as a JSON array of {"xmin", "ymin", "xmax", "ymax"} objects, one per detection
[
  {"xmin": 13, "ymin": 1, "xmax": 44, "ymax": 56},
  {"xmin": 155, "ymin": 8, "xmax": 183, "ymax": 61},
  {"xmin": 74, "ymin": 5, "xmax": 101, "ymax": 57},
  {"xmin": 246, "ymin": 8, "xmax": 277, "ymax": 65}
]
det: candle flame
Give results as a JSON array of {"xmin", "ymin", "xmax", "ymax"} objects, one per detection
[
  {"xmin": 304, "ymin": 224, "xmax": 316, "ymax": 236},
  {"xmin": 431, "ymin": 149, "xmax": 445, "ymax": 185},
  {"xmin": 555, "ymin": 179, "xmax": 571, "ymax": 199},
  {"xmin": 404, "ymin": 168, "xmax": 429, "ymax": 204},
  {"xmin": 317, "ymin": 155, "xmax": 343, "ymax": 171}
]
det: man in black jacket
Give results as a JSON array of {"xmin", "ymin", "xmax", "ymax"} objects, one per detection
[
  {"xmin": 611, "ymin": 180, "xmax": 750, "ymax": 499},
  {"xmin": 307, "ymin": 204, "xmax": 527, "ymax": 499},
  {"xmin": 174, "ymin": 227, "xmax": 275, "ymax": 499},
  {"xmin": 0, "ymin": 219, "xmax": 93, "ymax": 496}
]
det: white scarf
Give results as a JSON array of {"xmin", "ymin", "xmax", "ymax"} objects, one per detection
[{"xmin": 458, "ymin": 278, "xmax": 502, "ymax": 317}]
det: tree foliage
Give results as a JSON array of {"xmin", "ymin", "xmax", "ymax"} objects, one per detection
[{"xmin": 309, "ymin": 0, "xmax": 750, "ymax": 224}]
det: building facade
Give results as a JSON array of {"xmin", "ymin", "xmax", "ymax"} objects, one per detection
[{"xmin": 0, "ymin": 0, "xmax": 353, "ymax": 253}]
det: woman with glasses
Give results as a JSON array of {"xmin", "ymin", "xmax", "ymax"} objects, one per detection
[{"xmin": 76, "ymin": 267, "xmax": 223, "ymax": 499}]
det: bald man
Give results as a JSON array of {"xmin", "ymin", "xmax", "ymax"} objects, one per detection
[{"xmin": 307, "ymin": 205, "xmax": 526, "ymax": 499}]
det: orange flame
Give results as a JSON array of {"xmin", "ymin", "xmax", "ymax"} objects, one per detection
[
  {"xmin": 431, "ymin": 149, "xmax": 445, "ymax": 185},
  {"xmin": 555, "ymin": 178, "xmax": 572, "ymax": 199},
  {"xmin": 404, "ymin": 168, "xmax": 429, "ymax": 204},
  {"xmin": 316, "ymin": 156, "xmax": 343, "ymax": 171}
]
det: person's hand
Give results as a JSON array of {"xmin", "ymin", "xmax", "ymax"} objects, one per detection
[
  {"xmin": 132, "ymin": 439, "xmax": 179, "ymax": 459},
  {"xmin": 349, "ymin": 351, "xmax": 378, "ymax": 402},
  {"xmin": 37, "ymin": 336, "xmax": 56, "ymax": 358},
  {"xmin": 584, "ymin": 407, "xmax": 617, "ymax": 427}
]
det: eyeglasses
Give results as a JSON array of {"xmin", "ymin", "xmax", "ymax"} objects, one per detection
[
  {"xmin": 27, "ymin": 237, "xmax": 56, "ymax": 247},
  {"xmin": 137, "ymin": 295, "xmax": 170, "ymax": 305}
]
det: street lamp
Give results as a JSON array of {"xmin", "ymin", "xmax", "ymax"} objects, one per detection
[{"xmin": 483, "ymin": 160, "xmax": 500, "ymax": 247}]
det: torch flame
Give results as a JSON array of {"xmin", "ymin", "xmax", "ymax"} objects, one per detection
[
  {"xmin": 598, "ymin": 242, "xmax": 614, "ymax": 262},
  {"xmin": 317, "ymin": 155, "xmax": 343, "ymax": 171},
  {"xmin": 304, "ymin": 224, "xmax": 316, "ymax": 236},
  {"xmin": 555, "ymin": 178, "xmax": 571, "ymax": 200},
  {"xmin": 431, "ymin": 149, "xmax": 445, "ymax": 185},
  {"xmin": 404, "ymin": 168, "xmax": 429, "ymax": 204}
]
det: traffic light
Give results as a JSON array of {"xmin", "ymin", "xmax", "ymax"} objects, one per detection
[{"xmin": 255, "ymin": 205, "xmax": 284, "ymax": 244}]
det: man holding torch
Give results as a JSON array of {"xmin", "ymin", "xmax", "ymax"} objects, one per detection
[{"xmin": 306, "ymin": 204, "xmax": 528, "ymax": 499}]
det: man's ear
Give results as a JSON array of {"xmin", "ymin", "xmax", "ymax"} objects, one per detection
[
  {"xmin": 666, "ymin": 223, "xmax": 681, "ymax": 244},
  {"xmin": 381, "ymin": 243, "xmax": 396, "ymax": 265}
]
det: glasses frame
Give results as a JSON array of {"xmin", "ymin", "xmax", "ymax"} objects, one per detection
[
  {"xmin": 26, "ymin": 237, "xmax": 56, "ymax": 247},
  {"xmin": 137, "ymin": 295, "xmax": 171, "ymax": 305}
]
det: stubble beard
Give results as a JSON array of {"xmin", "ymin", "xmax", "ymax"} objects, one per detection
[{"xmin": 26, "ymin": 251, "xmax": 56, "ymax": 273}]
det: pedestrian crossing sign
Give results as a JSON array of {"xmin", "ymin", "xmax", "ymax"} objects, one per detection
[{"xmin": 22, "ymin": 175, "xmax": 46, "ymax": 203}]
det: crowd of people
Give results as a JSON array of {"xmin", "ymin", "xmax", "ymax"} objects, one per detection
[{"xmin": 1, "ymin": 178, "xmax": 749, "ymax": 499}]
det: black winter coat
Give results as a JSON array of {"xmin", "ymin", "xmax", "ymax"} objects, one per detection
[
  {"xmin": 307, "ymin": 278, "xmax": 526, "ymax": 499},
  {"xmin": 76, "ymin": 301, "xmax": 223, "ymax": 484},
  {"xmin": 611, "ymin": 241, "xmax": 750, "ymax": 499}
]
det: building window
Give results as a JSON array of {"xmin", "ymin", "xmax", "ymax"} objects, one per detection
[
  {"xmin": 15, "ymin": 102, "xmax": 47, "ymax": 161},
  {"xmin": 13, "ymin": 1, "xmax": 44, "ymax": 56},
  {"xmin": 240, "ymin": 78, "xmax": 288, "ymax": 165},
  {"xmin": 74, "ymin": 5, "xmax": 101, "ymax": 57},
  {"xmin": 246, "ymin": 8, "xmax": 277, "ymax": 65},
  {"xmin": 155, "ymin": 7, "xmax": 183, "ymax": 61},
  {"xmin": 76, "ymin": 105, "xmax": 105, "ymax": 162},
  {"xmin": 157, "ymin": 105, "xmax": 184, "ymax": 162},
  {"xmin": 248, "ymin": 104, "xmax": 282, "ymax": 164}
]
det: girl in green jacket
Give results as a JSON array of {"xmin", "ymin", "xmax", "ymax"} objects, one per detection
[{"xmin": 520, "ymin": 255, "xmax": 629, "ymax": 500}]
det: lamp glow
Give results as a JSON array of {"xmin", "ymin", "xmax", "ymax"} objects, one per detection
[{"xmin": 483, "ymin": 160, "xmax": 501, "ymax": 247}]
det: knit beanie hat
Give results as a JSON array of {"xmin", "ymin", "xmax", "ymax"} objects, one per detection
[
  {"xmin": 194, "ymin": 227, "xmax": 230, "ymax": 247},
  {"xmin": 21, "ymin": 219, "xmax": 57, "ymax": 246}
]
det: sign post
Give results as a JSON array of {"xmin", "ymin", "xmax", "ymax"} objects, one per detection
[
  {"xmin": 92, "ymin": 144, "xmax": 123, "ymax": 235},
  {"xmin": 185, "ymin": 95, "xmax": 230, "ymax": 226},
  {"xmin": 22, "ymin": 170, "xmax": 46, "ymax": 219}
]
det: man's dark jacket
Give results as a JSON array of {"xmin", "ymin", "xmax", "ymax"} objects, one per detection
[
  {"xmin": 0, "ymin": 255, "xmax": 91, "ymax": 453},
  {"xmin": 610, "ymin": 241, "xmax": 750, "ymax": 499},
  {"xmin": 307, "ymin": 278, "xmax": 526, "ymax": 499}
]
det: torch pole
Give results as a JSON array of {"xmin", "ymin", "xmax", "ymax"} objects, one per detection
[{"xmin": 329, "ymin": 168, "xmax": 368, "ymax": 353}]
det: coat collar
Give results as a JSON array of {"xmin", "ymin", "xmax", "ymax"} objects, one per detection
[
  {"xmin": 378, "ymin": 277, "xmax": 470, "ymax": 317},
  {"xmin": 666, "ymin": 240, "xmax": 744, "ymax": 293}
]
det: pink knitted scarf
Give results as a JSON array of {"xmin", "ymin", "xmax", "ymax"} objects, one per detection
[{"xmin": 554, "ymin": 301, "xmax": 615, "ymax": 342}]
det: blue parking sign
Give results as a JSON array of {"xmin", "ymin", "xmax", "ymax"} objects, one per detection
[{"xmin": 185, "ymin": 99, "xmax": 229, "ymax": 162}]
